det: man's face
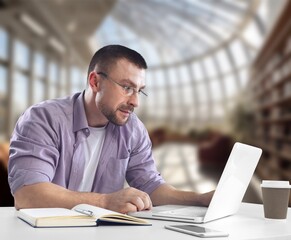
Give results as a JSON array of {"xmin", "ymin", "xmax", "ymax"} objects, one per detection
[{"xmin": 96, "ymin": 59, "xmax": 146, "ymax": 126}]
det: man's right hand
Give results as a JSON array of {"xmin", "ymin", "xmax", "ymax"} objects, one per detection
[{"xmin": 100, "ymin": 187, "xmax": 152, "ymax": 214}]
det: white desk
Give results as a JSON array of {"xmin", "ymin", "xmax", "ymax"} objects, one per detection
[{"xmin": 1, "ymin": 203, "xmax": 291, "ymax": 240}]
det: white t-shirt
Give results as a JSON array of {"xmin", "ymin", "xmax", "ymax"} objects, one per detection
[{"xmin": 78, "ymin": 126, "xmax": 106, "ymax": 192}]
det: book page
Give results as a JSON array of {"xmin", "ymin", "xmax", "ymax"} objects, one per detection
[
  {"xmin": 19, "ymin": 208, "xmax": 85, "ymax": 218},
  {"xmin": 72, "ymin": 204, "xmax": 151, "ymax": 225},
  {"xmin": 72, "ymin": 204, "xmax": 119, "ymax": 218}
]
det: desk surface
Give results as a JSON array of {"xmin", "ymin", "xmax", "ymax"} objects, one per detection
[{"xmin": 0, "ymin": 203, "xmax": 291, "ymax": 240}]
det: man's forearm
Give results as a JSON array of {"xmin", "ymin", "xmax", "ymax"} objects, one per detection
[
  {"xmin": 14, "ymin": 182, "xmax": 105, "ymax": 210},
  {"xmin": 150, "ymin": 184, "xmax": 213, "ymax": 207},
  {"xmin": 14, "ymin": 182, "xmax": 152, "ymax": 214}
]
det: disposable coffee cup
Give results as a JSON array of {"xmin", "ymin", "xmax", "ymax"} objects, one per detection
[{"xmin": 261, "ymin": 180, "xmax": 291, "ymax": 220}]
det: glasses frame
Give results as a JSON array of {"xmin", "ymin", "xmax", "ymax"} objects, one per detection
[{"xmin": 97, "ymin": 72, "xmax": 148, "ymax": 97}]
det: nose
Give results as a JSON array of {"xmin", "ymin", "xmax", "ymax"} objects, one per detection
[{"xmin": 127, "ymin": 92, "xmax": 139, "ymax": 108}]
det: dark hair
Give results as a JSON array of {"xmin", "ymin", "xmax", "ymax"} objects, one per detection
[{"xmin": 87, "ymin": 45, "xmax": 147, "ymax": 79}]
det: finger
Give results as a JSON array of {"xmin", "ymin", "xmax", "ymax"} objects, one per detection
[
  {"xmin": 121, "ymin": 203, "xmax": 138, "ymax": 214},
  {"xmin": 132, "ymin": 194, "xmax": 152, "ymax": 211},
  {"xmin": 123, "ymin": 188, "xmax": 152, "ymax": 211},
  {"xmin": 131, "ymin": 196, "xmax": 145, "ymax": 211},
  {"xmin": 140, "ymin": 193, "xmax": 152, "ymax": 210}
]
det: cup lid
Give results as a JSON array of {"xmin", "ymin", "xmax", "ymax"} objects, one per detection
[{"xmin": 261, "ymin": 180, "xmax": 291, "ymax": 188}]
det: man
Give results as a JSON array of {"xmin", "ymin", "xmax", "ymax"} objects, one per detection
[{"xmin": 8, "ymin": 45, "xmax": 213, "ymax": 213}]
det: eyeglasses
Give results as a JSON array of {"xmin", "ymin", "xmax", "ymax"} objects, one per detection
[{"xmin": 97, "ymin": 72, "xmax": 148, "ymax": 97}]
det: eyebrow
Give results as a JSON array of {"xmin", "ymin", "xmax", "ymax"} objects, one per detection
[{"xmin": 120, "ymin": 79, "xmax": 146, "ymax": 90}]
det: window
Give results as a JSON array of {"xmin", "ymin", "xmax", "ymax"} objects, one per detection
[
  {"xmin": 230, "ymin": 40, "xmax": 248, "ymax": 67},
  {"xmin": 178, "ymin": 65, "xmax": 190, "ymax": 85},
  {"xmin": 59, "ymin": 67, "xmax": 67, "ymax": 96},
  {"xmin": 145, "ymin": 70, "xmax": 154, "ymax": 89},
  {"xmin": 243, "ymin": 21, "xmax": 263, "ymax": 49},
  {"xmin": 33, "ymin": 52, "xmax": 46, "ymax": 103},
  {"xmin": 71, "ymin": 66, "xmax": 85, "ymax": 94},
  {"xmin": 49, "ymin": 61, "xmax": 58, "ymax": 98},
  {"xmin": 34, "ymin": 52, "xmax": 46, "ymax": 78},
  {"xmin": 196, "ymin": 82, "xmax": 208, "ymax": 103},
  {"xmin": 33, "ymin": 78, "xmax": 45, "ymax": 104},
  {"xmin": 204, "ymin": 57, "xmax": 217, "ymax": 78},
  {"xmin": 12, "ymin": 40, "xmax": 30, "ymax": 128},
  {"xmin": 216, "ymin": 49, "xmax": 232, "ymax": 74},
  {"xmin": 155, "ymin": 69, "xmax": 166, "ymax": 88},
  {"xmin": 192, "ymin": 62, "xmax": 204, "ymax": 82},
  {"xmin": 239, "ymin": 68, "xmax": 249, "ymax": 88},
  {"xmin": 14, "ymin": 40, "xmax": 30, "ymax": 70},
  {"xmin": 12, "ymin": 72, "xmax": 29, "ymax": 125},
  {"xmin": 209, "ymin": 78, "xmax": 223, "ymax": 101},
  {"xmin": 168, "ymin": 67, "xmax": 178, "ymax": 87},
  {"xmin": 223, "ymin": 74, "xmax": 237, "ymax": 98}
]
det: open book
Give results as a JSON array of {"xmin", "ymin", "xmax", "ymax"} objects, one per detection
[{"xmin": 16, "ymin": 204, "xmax": 151, "ymax": 227}]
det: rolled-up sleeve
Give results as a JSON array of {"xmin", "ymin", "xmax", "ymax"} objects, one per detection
[{"xmin": 8, "ymin": 107, "xmax": 60, "ymax": 195}]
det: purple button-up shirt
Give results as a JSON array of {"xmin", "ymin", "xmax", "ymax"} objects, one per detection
[{"xmin": 8, "ymin": 92, "xmax": 165, "ymax": 195}]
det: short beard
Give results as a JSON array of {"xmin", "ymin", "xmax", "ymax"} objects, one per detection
[{"xmin": 99, "ymin": 102, "xmax": 132, "ymax": 126}]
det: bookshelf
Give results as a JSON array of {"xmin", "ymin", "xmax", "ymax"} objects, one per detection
[{"xmin": 250, "ymin": 0, "xmax": 291, "ymax": 202}]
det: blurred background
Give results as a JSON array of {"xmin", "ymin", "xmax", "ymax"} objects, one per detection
[{"xmin": 1, "ymin": 0, "xmax": 291, "ymax": 206}]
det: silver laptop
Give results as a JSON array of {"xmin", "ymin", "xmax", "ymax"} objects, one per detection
[{"xmin": 129, "ymin": 142, "xmax": 262, "ymax": 223}]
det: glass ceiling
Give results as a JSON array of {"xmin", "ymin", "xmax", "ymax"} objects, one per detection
[
  {"xmin": 96, "ymin": 0, "xmax": 265, "ymax": 66},
  {"xmin": 95, "ymin": 0, "xmax": 268, "ymax": 132}
]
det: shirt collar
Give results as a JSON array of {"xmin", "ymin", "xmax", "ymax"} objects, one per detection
[{"xmin": 73, "ymin": 91, "xmax": 89, "ymax": 133}]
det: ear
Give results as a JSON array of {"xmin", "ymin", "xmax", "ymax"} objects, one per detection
[{"xmin": 88, "ymin": 71, "xmax": 100, "ymax": 92}]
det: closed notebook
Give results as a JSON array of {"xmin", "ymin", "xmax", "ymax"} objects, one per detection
[{"xmin": 16, "ymin": 203, "xmax": 151, "ymax": 227}]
